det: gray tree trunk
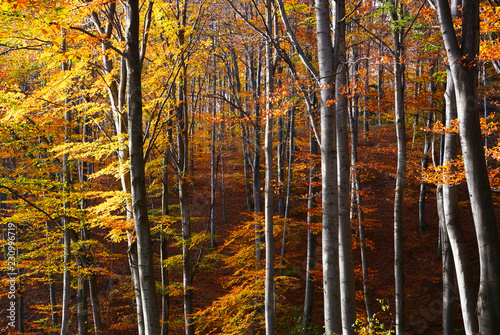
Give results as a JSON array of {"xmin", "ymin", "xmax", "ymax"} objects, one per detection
[
  {"xmin": 334, "ymin": 0, "xmax": 355, "ymax": 332},
  {"xmin": 249, "ymin": 52, "xmax": 264, "ymax": 263},
  {"xmin": 302, "ymin": 125, "xmax": 319, "ymax": 334},
  {"xmin": 315, "ymin": 0, "xmax": 341, "ymax": 333},
  {"xmin": 161, "ymin": 151, "xmax": 170, "ymax": 335},
  {"xmin": 264, "ymin": 1, "xmax": 275, "ymax": 333},
  {"xmin": 436, "ymin": 0, "xmax": 500, "ymax": 331},
  {"xmin": 419, "ymin": 62, "xmax": 435, "ymax": 234},
  {"xmin": 61, "ymin": 78, "xmax": 72, "ymax": 335},
  {"xmin": 437, "ymin": 185, "xmax": 455, "ymax": 335},
  {"xmin": 211, "ymin": 54, "xmax": 217, "ymax": 249},
  {"xmin": 124, "ymin": 1, "xmax": 161, "ymax": 334},
  {"xmin": 390, "ymin": 1, "xmax": 406, "ymax": 331},
  {"xmin": 442, "ymin": 69, "xmax": 478, "ymax": 334},
  {"xmin": 88, "ymin": 273, "xmax": 103, "ymax": 335},
  {"xmin": 349, "ymin": 100, "xmax": 373, "ymax": 320},
  {"xmin": 49, "ymin": 273, "xmax": 57, "ymax": 334}
]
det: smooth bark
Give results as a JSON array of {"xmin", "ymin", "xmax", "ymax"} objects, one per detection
[
  {"xmin": 390, "ymin": 1, "xmax": 406, "ymax": 331},
  {"xmin": 436, "ymin": 0, "xmax": 500, "ymax": 331},
  {"xmin": 264, "ymin": 1, "xmax": 275, "ymax": 333},
  {"xmin": 302, "ymin": 126, "xmax": 319, "ymax": 334},
  {"xmin": 315, "ymin": 0, "xmax": 341, "ymax": 333},
  {"xmin": 442, "ymin": 70, "xmax": 478, "ymax": 334},
  {"xmin": 335, "ymin": 0, "xmax": 356, "ymax": 332},
  {"xmin": 125, "ymin": 1, "xmax": 161, "ymax": 333}
]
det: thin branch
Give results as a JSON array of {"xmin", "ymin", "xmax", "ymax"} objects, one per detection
[
  {"xmin": 275, "ymin": 0, "xmax": 319, "ymax": 81},
  {"xmin": 140, "ymin": 1, "xmax": 154, "ymax": 68},
  {"xmin": 0, "ymin": 184, "xmax": 63, "ymax": 229},
  {"xmin": 70, "ymin": 26, "xmax": 124, "ymax": 56},
  {"xmin": 402, "ymin": 0, "xmax": 428, "ymax": 41},
  {"xmin": 350, "ymin": 17, "xmax": 393, "ymax": 54}
]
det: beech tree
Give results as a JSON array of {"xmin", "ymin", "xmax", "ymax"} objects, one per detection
[
  {"xmin": 435, "ymin": 0, "xmax": 500, "ymax": 332},
  {"xmin": 124, "ymin": 0, "xmax": 161, "ymax": 334},
  {"xmin": 315, "ymin": 0, "xmax": 341, "ymax": 333}
]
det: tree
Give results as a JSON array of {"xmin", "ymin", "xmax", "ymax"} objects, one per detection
[
  {"xmin": 264, "ymin": 0, "xmax": 275, "ymax": 333},
  {"xmin": 334, "ymin": 0, "xmax": 356, "ymax": 332},
  {"xmin": 315, "ymin": 0, "xmax": 341, "ymax": 333},
  {"xmin": 435, "ymin": 0, "xmax": 500, "ymax": 332},
  {"xmin": 124, "ymin": 0, "xmax": 161, "ymax": 333}
]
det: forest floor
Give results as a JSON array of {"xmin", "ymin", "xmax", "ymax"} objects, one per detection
[{"xmin": 2, "ymin": 124, "xmax": 498, "ymax": 334}]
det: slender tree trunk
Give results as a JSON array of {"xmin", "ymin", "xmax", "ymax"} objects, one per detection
[
  {"xmin": 264, "ymin": 1, "xmax": 275, "ymax": 333},
  {"xmin": 175, "ymin": 10, "xmax": 195, "ymax": 330},
  {"xmin": 49, "ymin": 273, "xmax": 57, "ymax": 334},
  {"xmin": 284, "ymin": 106, "xmax": 295, "ymax": 220},
  {"xmin": 377, "ymin": 43, "xmax": 384, "ymax": 126},
  {"xmin": 178, "ymin": 75, "xmax": 194, "ymax": 335},
  {"xmin": 88, "ymin": 273, "xmax": 103, "ymax": 335},
  {"xmin": 335, "ymin": 0, "xmax": 355, "ymax": 332},
  {"xmin": 302, "ymin": 125, "xmax": 319, "ymax": 334},
  {"xmin": 77, "ymin": 261, "xmax": 89, "ymax": 335},
  {"xmin": 437, "ymin": 185, "xmax": 455, "ymax": 335},
  {"xmin": 249, "ymin": 52, "xmax": 264, "ymax": 263},
  {"xmin": 211, "ymin": 54, "xmax": 217, "ymax": 249},
  {"xmin": 124, "ymin": 1, "xmax": 161, "ymax": 333},
  {"xmin": 161, "ymin": 152, "xmax": 170, "ymax": 335},
  {"xmin": 419, "ymin": 62, "xmax": 435, "ymax": 234},
  {"xmin": 61, "ymin": 79, "xmax": 72, "ymax": 335},
  {"xmin": 277, "ymin": 113, "xmax": 285, "ymax": 217},
  {"xmin": 233, "ymin": 52, "xmax": 254, "ymax": 211},
  {"xmin": 350, "ymin": 102, "xmax": 373, "ymax": 320},
  {"xmin": 390, "ymin": 2, "xmax": 406, "ymax": 331},
  {"xmin": 442, "ymin": 70, "xmax": 478, "ymax": 334},
  {"xmin": 280, "ymin": 106, "xmax": 295, "ymax": 265},
  {"xmin": 315, "ymin": 1, "xmax": 341, "ymax": 333},
  {"xmin": 363, "ymin": 45, "xmax": 370, "ymax": 137}
]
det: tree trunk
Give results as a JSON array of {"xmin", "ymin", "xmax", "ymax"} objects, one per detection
[
  {"xmin": 61, "ymin": 80, "xmax": 72, "ymax": 335},
  {"xmin": 437, "ymin": 185, "xmax": 455, "ymax": 335},
  {"xmin": 264, "ymin": 1, "xmax": 275, "ymax": 333},
  {"xmin": 436, "ymin": 0, "xmax": 500, "ymax": 330},
  {"xmin": 211, "ymin": 53, "xmax": 217, "ymax": 249},
  {"xmin": 315, "ymin": 0, "xmax": 341, "ymax": 333},
  {"xmin": 49, "ymin": 273, "xmax": 57, "ymax": 334},
  {"xmin": 442, "ymin": 69, "xmax": 478, "ymax": 334},
  {"xmin": 77, "ymin": 264, "xmax": 89, "ymax": 335},
  {"xmin": 390, "ymin": 1, "xmax": 406, "ymax": 331},
  {"xmin": 350, "ymin": 101, "xmax": 373, "ymax": 320},
  {"xmin": 175, "ymin": 10, "xmax": 195, "ymax": 330},
  {"xmin": 335, "ymin": 0, "xmax": 355, "ymax": 332},
  {"xmin": 419, "ymin": 62, "xmax": 435, "ymax": 234},
  {"xmin": 249, "ymin": 51, "xmax": 264, "ymax": 263},
  {"xmin": 161, "ymin": 153, "xmax": 170, "ymax": 335},
  {"xmin": 124, "ymin": 1, "xmax": 161, "ymax": 333},
  {"xmin": 377, "ymin": 42, "xmax": 384, "ymax": 126},
  {"xmin": 302, "ymin": 125, "xmax": 319, "ymax": 334},
  {"xmin": 88, "ymin": 273, "xmax": 103, "ymax": 335}
]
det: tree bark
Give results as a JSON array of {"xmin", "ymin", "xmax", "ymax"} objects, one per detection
[
  {"xmin": 436, "ymin": 0, "xmax": 500, "ymax": 331},
  {"xmin": 315, "ymin": 0, "xmax": 341, "ymax": 333},
  {"xmin": 161, "ymin": 152, "xmax": 170, "ymax": 335},
  {"xmin": 264, "ymin": 1, "xmax": 275, "ymax": 333},
  {"xmin": 437, "ymin": 185, "xmax": 455, "ymax": 335},
  {"xmin": 390, "ymin": 1, "xmax": 406, "ymax": 331},
  {"xmin": 335, "ymin": 0, "xmax": 355, "ymax": 332},
  {"xmin": 302, "ymin": 125, "xmax": 319, "ymax": 334},
  {"xmin": 442, "ymin": 69, "xmax": 478, "ymax": 334},
  {"xmin": 124, "ymin": 1, "xmax": 161, "ymax": 333},
  {"xmin": 61, "ymin": 74, "xmax": 72, "ymax": 335}
]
